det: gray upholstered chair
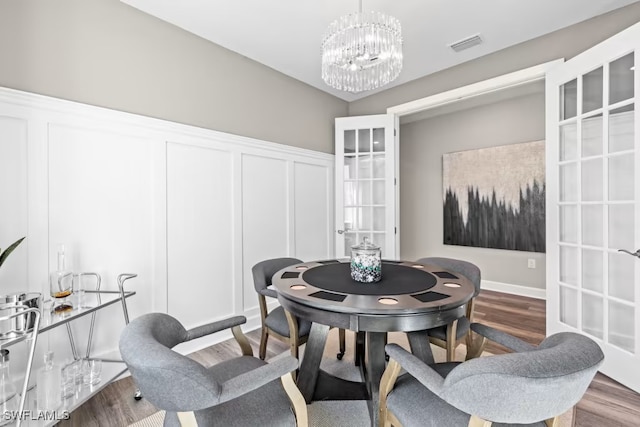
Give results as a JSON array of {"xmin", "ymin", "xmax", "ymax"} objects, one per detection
[
  {"xmin": 380, "ymin": 323, "xmax": 604, "ymax": 427},
  {"xmin": 416, "ymin": 257, "xmax": 481, "ymax": 361},
  {"xmin": 253, "ymin": 258, "xmax": 345, "ymax": 361},
  {"xmin": 119, "ymin": 312, "xmax": 308, "ymax": 427}
]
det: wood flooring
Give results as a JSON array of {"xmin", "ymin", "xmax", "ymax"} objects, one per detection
[{"xmin": 61, "ymin": 290, "xmax": 640, "ymax": 426}]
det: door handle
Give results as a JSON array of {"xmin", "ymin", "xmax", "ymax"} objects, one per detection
[
  {"xmin": 618, "ymin": 249, "xmax": 640, "ymax": 259},
  {"xmin": 337, "ymin": 230, "xmax": 345, "ymax": 234}
]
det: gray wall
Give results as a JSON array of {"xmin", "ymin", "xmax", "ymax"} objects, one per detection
[
  {"xmin": 400, "ymin": 92, "xmax": 546, "ymax": 289},
  {"xmin": 349, "ymin": 2, "xmax": 640, "ymax": 116},
  {"xmin": 0, "ymin": 0, "xmax": 347, "ymax": 153}
]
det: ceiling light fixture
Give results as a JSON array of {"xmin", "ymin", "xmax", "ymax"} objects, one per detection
[{"xmin": 321, "ymin": 0, "xmax": 403, "ymax": 93}]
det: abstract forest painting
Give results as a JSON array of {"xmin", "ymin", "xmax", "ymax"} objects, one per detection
[{"xmin": 442, "ymin": 141, "xmax": 545, "ymax": 253}]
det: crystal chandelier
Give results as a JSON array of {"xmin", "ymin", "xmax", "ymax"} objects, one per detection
[{"xmin": 321, "ymin": 1, "xmax": 403, "ymax": 93}]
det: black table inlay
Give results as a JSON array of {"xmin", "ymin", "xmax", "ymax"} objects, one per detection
[
  {"xmin": 318, "ymin": 260, "xmax": 341, "ymax": 265},
  {"xmin": 411, "ymin": 291, "xmax": 450, "ymax": 303},
  {"xmin": 281, "ymin": 271, "xmax": 300, "ymax": 279},
  {"xmin": 433, "ymin": 271, "xmax": 459, "ymax": 279},
  {"xmin": 309, "ymin": 291, "xmax": 347, "ymax": 302},
  {"xmin": 302, "ymin": 262, "xmax": 437, "ymax": 296}
]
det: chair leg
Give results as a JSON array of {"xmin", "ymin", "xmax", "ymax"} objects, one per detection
[
  {"xmin": 445, "ymin": 321, "xmax": 458, "ymax": 362},
  {"xmin": 281, "ymin": 373, "xmax": 308, "ymax": 427},
  {"xmin": 466, "ymin": 335, "xmax": 486, "ymax": 360},
  {"xmin": 386, "ymin": 411, "xmax": 402, "ymax": 427},
  {"xmin": 468, "ymin": 415, "xmax": 492, "ymax": 427},
  {"xmin": 337, "ymin": 328, "xmax": 346, "ymax": 360},
  {"xmin": 232, "ymin": 325, "xmax": 253, "ymax": 356},
  {"xmin": 177, "ymin": 411, "xmax": 198, "ymax": 426},
  {"xmin": 259, "ymin": 327, "xmax": 269, "ymax": 360},
  {"xmin": 465, "ymin": 328, "xmax": 474, "ymax": 350},
  {"xmin": 287, "ymin": 337, "xmax": 299, "ymax": 382},
  {"xmin": 545, "ymin": 416, "xmax": 560, "ymax": 427},
  {"xmin": 284, "ymin": 310, "xmax": 301, "ymax": 360},
  {"xmin": 290, "ymin": 336, "xmax": 299, "ymax": 359},
  {"xmin": 379, "ymin": 358, "xmax": 401, "ymax": 427}
]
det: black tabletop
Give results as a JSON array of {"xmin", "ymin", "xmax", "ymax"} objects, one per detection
[
  {"xmin": 302, "ymin": 262, "xmax": 437, "ymax": 296},
  {"xmin": 273, "ymin": 259, "xmax": 475, "ymax": 316}
]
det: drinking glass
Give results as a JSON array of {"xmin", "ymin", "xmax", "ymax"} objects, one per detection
[{"xmin": 82, "ymin": 359, "xmax": 102, "ymax": 386}]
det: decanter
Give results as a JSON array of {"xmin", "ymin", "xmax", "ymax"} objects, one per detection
[
  {"xmin": 0, "ymin": 349, "xmax": 19, "ymax": 426},
  {"xmin": 50, "ymin": 244, "xmax": 73, "ymax": 314},
  {"xmin": 36, "ymin": 351, "xmax": 61, "ymax": 412}
]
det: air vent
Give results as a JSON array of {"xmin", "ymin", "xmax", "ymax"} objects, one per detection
[{"xmin": 448, "ymin": 34, "xmax": 483, "ymax": 52}]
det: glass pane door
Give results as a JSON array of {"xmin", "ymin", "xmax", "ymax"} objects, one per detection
[
  {"xmin": 547, "ymin": 22, "xmax": 640, "ymax": 392},
  {"xmin": 335, "ymin": 115, "xmax": 396, "ymax": 259},
  {"xmin": 557, "ymin": 53, "xmax": 636, "ymax": 349}
]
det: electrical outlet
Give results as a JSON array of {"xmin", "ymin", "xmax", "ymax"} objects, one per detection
[{"xmin": 527, "ymin": 259, "xmax": 536, "ymax": 269}]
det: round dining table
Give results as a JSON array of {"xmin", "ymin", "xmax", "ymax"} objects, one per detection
[{"xmin": 273, "ymin": 258, "xmax": 475, "ymax": 427}]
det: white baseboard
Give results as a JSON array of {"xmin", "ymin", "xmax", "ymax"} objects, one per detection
[{"xmin": 481, "ymin": 280, "xmax": 546, "ymax": 300}]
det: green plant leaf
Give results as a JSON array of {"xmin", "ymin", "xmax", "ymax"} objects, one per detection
[{"xmin": 0, "ymin": 237, "xmax": 26, "ymax": 268}]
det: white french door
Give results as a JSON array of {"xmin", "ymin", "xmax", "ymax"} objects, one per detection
[
  {"xmin": 546, "ymin": 22, "xmax": 640, "ymax": 391},
  {"xmin": 335, "ymin": 114, "xmax": 398, "ymax": 259}
]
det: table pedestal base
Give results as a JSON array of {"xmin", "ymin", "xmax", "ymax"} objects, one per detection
[
  {"xmin": 311, "ymin": 370, "xmax": 368, "ymax": 401},
  {"xmin": 297, "ymin": 324, "xmax": 429, "ymax": 427}
]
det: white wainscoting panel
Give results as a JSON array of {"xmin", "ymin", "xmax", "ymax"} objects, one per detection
[
  {"xmin": 294, "ymin": 162, "xmax": 333, "ymax": 261},
  {"xmin": 167, "ymin": 142, "xmax": 234, "ymax": 329},
  {"xmin": 0, "ymin": 86, "xmax": 335, "ymax": 358},
  {"xmin": 0, "ymin": 116, "xmax": 28, "ymax": 293},
  {"xmin": 47, "ymin": 124, "xmax": 158, "ymax": 353},
  {"xmin": 241, "ymin": 154, "xmax": 289, "ymax": 312}
]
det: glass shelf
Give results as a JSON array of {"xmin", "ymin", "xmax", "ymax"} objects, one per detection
[
  {"xmin": 20, "ymin": 351, "xmax": 127, "ymax": 427},
  {"xmin": 0, "ymin": 291, "xmax": 135, "ymax": 350},
  {"xmin": 1, "ymin": 288, "xmax": 136, "ymax": 426}
]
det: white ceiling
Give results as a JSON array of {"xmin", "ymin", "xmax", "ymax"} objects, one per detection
[{"xmin": 121, "ymin": 0, "xmax": 638, "ymax": 102}]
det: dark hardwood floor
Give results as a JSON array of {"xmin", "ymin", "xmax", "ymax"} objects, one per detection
[{"xmin": 62, "ymin": 290, "xmax": 640, "ymax": 426}]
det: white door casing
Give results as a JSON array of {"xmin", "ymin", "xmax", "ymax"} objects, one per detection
[
  {"xmin": 335, "ymin": 114, "xmax": 397, "ymax": 259},
  {"xmin": 546, "ymin": 22, "xmax": 640, "ymax": 392}
]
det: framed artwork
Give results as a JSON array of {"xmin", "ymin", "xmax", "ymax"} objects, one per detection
[{"xmin": 442, "ymin": 140, "xmax": 545, "ymax": 253}]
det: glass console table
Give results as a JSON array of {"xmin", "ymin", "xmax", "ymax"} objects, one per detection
[{"xmin": 1, "ymin": 275, "xmax": 136, "ymax": 427}]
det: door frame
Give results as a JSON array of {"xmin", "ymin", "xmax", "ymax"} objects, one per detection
[
  {"xmin": 335, "ymin": 114, "xmax": 397, "ymax": 258},
  {"xmin": 383, "ymin": 59, "xmax": 562, "ymax": 283},
  {"xmin": 386, "ymin": 60, "xmax": 563, "ymax": 117}
]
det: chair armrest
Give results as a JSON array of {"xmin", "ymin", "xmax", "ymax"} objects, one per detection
[
  {"xmin": 217, "ymin": 355, "xmax": 299, "ymax": 404},
  {"xmin": 385, "ymin": 344, "xmax": 444, "ymax": 395},
  {"xmin": 186, "ymin": 316, "xmax": 247, "ymax": 341},
  {"xmin": 470, "ymin": 323, "xmax": 536, "ymax": 353}
]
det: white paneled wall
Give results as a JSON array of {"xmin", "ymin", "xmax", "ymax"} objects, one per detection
[
  {"xmin": 0, "ymin": 87, "xmax": 334, "ymax": 359},
  {"xmin": 47, "ymin": 124, "xmax": 159, "ymax": 352},
  {"xmin": 166, "ymin": 142, "xmax": 234, "ymax": 329},
  {"xmin": 0, "ymin": 116, "xmax": 28, "ymax": 293},
  {"xmin": 294, "ymin": 162, "xmax": 332, "ymax": 261},
  {"xmin": 241, "ymin": 154, "xmax": 290, "ymax": 313}
]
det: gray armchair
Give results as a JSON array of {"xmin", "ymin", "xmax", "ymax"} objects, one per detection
[
  {"xmin": 119, "ymin": 313, "xmax": 307, "ymax": 427},
  {"xmin": 252, "ymin": 258, "xmax": 346, "ymax": 361},
  {"xmin": 416, "ymin": 257, "xmax": 481, "ymax": 361},
  {"xmin": 380, "ymin": 323, "xmax": 604, "ymax": 427}
]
